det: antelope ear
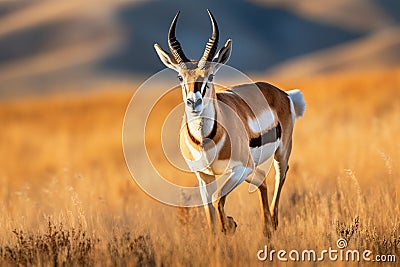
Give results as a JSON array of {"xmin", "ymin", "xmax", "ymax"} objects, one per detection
[
  {"xmin": 154, "ymin": 43, "xmax": 179, "ymax": 71},
  {"xmin": 213, "ymin": 39, "xmax": 232, "ymax": 65}
]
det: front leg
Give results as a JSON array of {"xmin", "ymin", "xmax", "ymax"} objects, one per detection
[
  {"xmin": 196, "ymin": 172, "xmax": 217, "ymax": 234},
  {"xmin": 212, "ymin": 165, "xmax": 253, "ymax": 235}
]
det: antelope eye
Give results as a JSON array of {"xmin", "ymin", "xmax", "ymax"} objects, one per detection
[
  {"xmin": 208, "ymin": 74, "xmax": 214, "ymax": 82},
  {"xmin": 177, "ymin": 75, "xmax": 183, "ymax": 82}
]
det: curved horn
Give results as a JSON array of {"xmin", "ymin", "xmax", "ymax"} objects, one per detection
[
  {"xmin": 168, "ymin": 11, "xmax": 189, "ymax": 66},
  {"xmin": 199, "ymin": 9, "xmax": 219, "ymax": 67}
]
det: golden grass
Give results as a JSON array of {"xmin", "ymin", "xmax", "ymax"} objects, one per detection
[{"xmin": 0, "ymin": 69, "xmax": 399, "ymax": 265}]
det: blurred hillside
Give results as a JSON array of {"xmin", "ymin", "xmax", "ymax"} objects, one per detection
[{"xmin": 0, "ymin": 0, "xmax": 399, "ymax": 98}]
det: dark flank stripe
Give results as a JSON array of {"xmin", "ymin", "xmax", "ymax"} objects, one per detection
[{"xmin": 249, "ymin": 123, "xmax": 281, "ymax": 148}]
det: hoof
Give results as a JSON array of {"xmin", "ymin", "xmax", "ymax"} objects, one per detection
[{"xmin": 223, "ymin": 216, "xmax": 237, "ymax": 235}]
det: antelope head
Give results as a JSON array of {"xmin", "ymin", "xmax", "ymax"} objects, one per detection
[{"xmin": 154, "ymin": 10, "xmax": 232, "ymax": 115}]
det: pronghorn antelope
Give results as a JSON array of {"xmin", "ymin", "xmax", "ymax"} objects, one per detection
[{"xmin": 154, "ymin": 10, "xmax": 305, "ymax": 236}]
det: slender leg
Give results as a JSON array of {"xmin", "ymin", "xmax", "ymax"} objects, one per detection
[
  {"xmin": 270, "ymin": 143, "xmax": 291, "ymax": 229},
  {"xmin": 247, "ymin": 167, "xmax": 274, "ymax": 237},
  {"xmin": 196, "ymin": 172, "xmax": 217, "ymax": 234},
  {"xmin": 212, "ymin": 165, "xmax": 253, "ymax": 235},
  {"xmin": 214, "ymin": 195, "xmax": 234, "ymax": 235}
]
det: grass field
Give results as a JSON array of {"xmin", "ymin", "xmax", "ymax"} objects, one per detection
[{"xmin": 0, "ymin": 69, "xmax": 399, "ymax": 265}]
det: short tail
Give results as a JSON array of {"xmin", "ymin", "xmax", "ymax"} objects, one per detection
[{"xmin": 287, "ymin": 89, "xmax": 305, "ymax": 119}]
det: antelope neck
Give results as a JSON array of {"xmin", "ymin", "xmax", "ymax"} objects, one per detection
[{"xmin": 186, "ymin": 98, "xmax": 218, "ymax": 145}]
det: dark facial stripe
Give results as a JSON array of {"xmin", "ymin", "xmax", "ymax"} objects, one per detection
[
  {"xmin": 193, "ymin": 80, "xmax": 208, "ymax": 98},
  {"xmin": 201, "ymin": 83, "xmax": 208, "ymax": 98},
  {"xmin": 193, "ymin": 81, "xmax": 203, "ymax": 94},
  {"xmin": 249, "ymin": 123, "xmax": 281, "ymax": 148}
]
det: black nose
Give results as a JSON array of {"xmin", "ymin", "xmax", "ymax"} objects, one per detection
[
  {"xmin": 186, "ymin": 98, "xmax": 202, "ymax": 108},
  {"xmin": 195, "ymin": 98, "xmax": 202, "ymax": 107}
]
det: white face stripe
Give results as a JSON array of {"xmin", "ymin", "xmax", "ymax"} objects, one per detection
[
  {"xmin": 187, "ymin": 91, "xmax": 195, "ymax": 100},
  {"xmin": 185, "ymin": 85, "xmax": 205, "ymax": 100},
  {"xmin": 248, "ymin": 109, "xmax": 276, "ymax": 134}
]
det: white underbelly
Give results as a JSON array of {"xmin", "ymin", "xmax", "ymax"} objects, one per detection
[{"xmin": 251, "ymin": 140, "xmax": 280, "ymax": 166}]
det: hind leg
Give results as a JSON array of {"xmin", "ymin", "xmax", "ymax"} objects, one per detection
[
  {"xmin": 247, "ymin": 167, "xmax": 274, "ymax": 237},
  {"xmin": 270, "ymin": 141, "xmax": 291, "ymax": 229}
]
